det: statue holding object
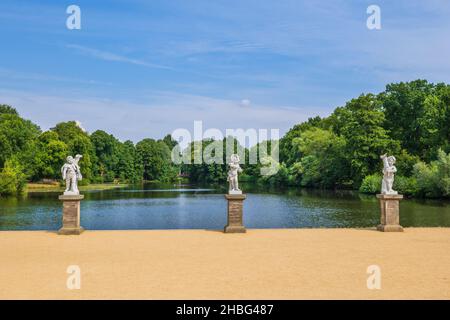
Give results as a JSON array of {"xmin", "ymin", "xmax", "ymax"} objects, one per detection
[
  {"xmin": 377, "ymin": 153, "xmax": 403, "ymax": 232},
  {"xmin": 227, "ymin": 154, "xmax": 243, "ymax": 194},
  {"xmin": 61, "ymin": 154, "xmax": 83, "ymax": 195},
  {"xmin": 380, "ymin": 153, "xmax": 397, "ymax": 195}
]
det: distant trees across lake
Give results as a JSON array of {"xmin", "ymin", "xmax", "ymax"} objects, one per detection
[{"xmin": 1, "ymin": 79, "xmax": 449, "ymax": 198}]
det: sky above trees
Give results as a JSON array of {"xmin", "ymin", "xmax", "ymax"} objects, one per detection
[{"xmin": 0, "ymin": 0, "xmax": 449, "ymax": 143}]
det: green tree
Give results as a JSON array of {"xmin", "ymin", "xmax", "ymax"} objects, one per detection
[
  {"xmin": 0, "ymin": 158, "xmax": 27, "ymax": 196},
  {"xmin": 0, "ymin": 110, "xmax": 40, "ymax": 168},
  {"xmin": 279, "ymin": 116, "xmax": 325, "ymax": 166},
  {"xmin": 117, "ymin": 140, "xmax": 141, "ymax": 182},
  {"xmin": 0, "ymin": 104, "xmax": 19, "ymax": 115},
  {"xmin": 90, "ymin": 130, "xmax": 121, "ymax": 182},
  {"xmin": 136, "ymin": 138, "xmax": 177, "ymax": 182},
  {"xmin": 330, "ymin": 94, "xmax": 400, "ymax": 186},
  {"xmin": 52, "ymin": 121, "xmax": 95, "ymax": 182},
  {"xmin": 181, "ymin": 136, "xmax": 248, "ymax": 184},
  {"xmin": 162, "ymin": 134, "xmax": 178, "ymax": 150},
  {"xmin": 291, "ymin": 127, "xmax": 349, "ymax": 187},
  {"xmin": 413, "ymin": 150, "xmax": 450, "ymax": 198},
  {"xmin": 379, "ymin": 80, "xmax": 449, "ymax": 160},
  {"xmin": 34, "ymin": 131, "xmax": 68, "ymax": 180},
  {"xmin": 182, "ymin": 139, "xmax": 226, "ymax": 184}
]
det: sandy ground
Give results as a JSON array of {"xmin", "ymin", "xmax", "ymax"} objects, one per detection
[{"xmin": 0, "ymin": 228, "xmax": 449, "ymax": 299}]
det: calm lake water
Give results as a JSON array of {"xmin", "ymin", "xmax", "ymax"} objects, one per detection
[{"xmin": 0, "ymin": 183, "xmax": 450, "ymax": 230}]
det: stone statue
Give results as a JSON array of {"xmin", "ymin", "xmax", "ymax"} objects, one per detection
[
  {"xmin": 61, "ymin": 154, "xmax": 83, "ymax": 195},
  {"xmin": 380, "ymin": 153, "xmax": 397, "ymax": 195},
  {"xmin": 227, "ymin": 154, "xmax": 243, "ymax": 194}
]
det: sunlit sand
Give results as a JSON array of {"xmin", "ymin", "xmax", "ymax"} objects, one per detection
[{"xmin": 0, "ymin": 228, "xmax": 449, "ymax": 299}]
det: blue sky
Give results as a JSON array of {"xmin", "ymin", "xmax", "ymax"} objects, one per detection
[{"xmin": 0, "ymin": 0, "xmax": 449, "ymax": 143}]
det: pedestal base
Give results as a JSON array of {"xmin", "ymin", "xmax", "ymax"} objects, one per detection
[
  {"xmin": 58, "ymin": 194, "xmax": 84, "ymax": 235},
  {"xmin": 376, "ymin": 194, "xmax": 403, "ymax": 232},
  {"xmin": 58, "ymin": 226, "xmax": 85, "ymax": 235},
  {"xmin": 224, "ymin": 194, "xmax": 246, "ymax": 233},
  {"xmin": 376, "ymin": 224, "xmax": 403, "ymax": 232},
  {"xmin": 224, "ymin": 226, "xmax": 246, "ymax": 233}
]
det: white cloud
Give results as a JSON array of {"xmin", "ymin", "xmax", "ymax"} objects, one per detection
[
  {"xmin": 0, "ymin": 89, "xmax": 327, "ymax": 146},
  {"xmin": 0, "ymin": 67, "xmax": 112, "ymax": 86},
  {"xmin": 75, "ymin": 120, "xmax": 86, "ymax": 132},
  {"xmin": 240, "ymin": 99, "xmax": 251, "ymax": 107},
  {"xmin": 65, "ymin": 44, "xmax": 171, "ymax": 70}
]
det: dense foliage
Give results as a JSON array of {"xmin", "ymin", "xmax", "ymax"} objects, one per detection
[
  {"xmin": 0, "ymin": 80, "xmax": 449, "ymax": 198},
  {"xmin": 0, "ymin": 105, "xmax": 179, "ymax": 196},
  {"xmin": 180, "ymin": 80, "xmax": 450, "ymax": 198}
]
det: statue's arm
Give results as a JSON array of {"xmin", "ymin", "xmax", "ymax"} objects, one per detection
[
  {"xmin": 381, "ymin": 155, "xmax": 389, "ymax": 169},
  {"xmin": 74, "ymin": 165, "xmax": 82, "ymax": 180},
  {"xmin": 384, "ymin": 165, "xmax": 397, "ymax": 174},
  {"xmin": 74, "ymin": 154, "xmax": 82, "ymax": 165},
  {"xmin": 61, "ymin": 166, "xmax": 67, "ymax": 180}
]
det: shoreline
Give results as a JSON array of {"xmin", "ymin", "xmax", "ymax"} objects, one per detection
[
  {"xmin": 1, "ymin": 228, "xmax": 449, "ymax": 299},
  {"xmin": 2, "ymin": 226, "xmax": 450, "ymax": 231},
  {"xmin": 25, "ymin": 183, "xmax": 128, "ymax": 193},
  {"xmin": 16, "ymin": 182, "xmax": 450, "ymax": 200}
]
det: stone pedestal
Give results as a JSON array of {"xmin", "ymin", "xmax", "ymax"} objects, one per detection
[
  {"xmin": 58, "ymin": 194, "xmax": 84, "ymax": 235},
  {"xmin": 224, "ymin": 194, "xmax": 246, "ymax": 233},
  {"xmin": 376, "ymin": 194, "xmax": 403, "ymax": 232}
]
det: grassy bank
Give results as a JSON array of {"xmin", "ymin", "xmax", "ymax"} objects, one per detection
[{"xmin": 26, "ymin": 183, "xmax": 128, "ymax": 193}]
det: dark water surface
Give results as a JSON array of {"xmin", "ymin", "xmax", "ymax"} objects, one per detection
[{"xmin": 0, "ymin": 183, "xmax": 449, "ymax": 230}]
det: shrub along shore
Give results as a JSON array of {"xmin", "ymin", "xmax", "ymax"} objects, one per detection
[
  {"xmin": 25, "ymin": 182, "xmax": 128, "ymax": 193},
  {"xmin": 1, "ymin": 79, "xmax": 449, "ymax": 199}
]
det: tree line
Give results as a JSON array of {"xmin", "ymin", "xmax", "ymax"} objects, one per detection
[
  {"xmin": 182, "ymin": 79, "xmax": 450, "ymax": 198},
  {"xmin": 0, "ymin": 105, "xmax": 180, "ymax": 195},
  {"xmin": 1, "ymin": 79, "xmax": 449, "ymax": 198}
]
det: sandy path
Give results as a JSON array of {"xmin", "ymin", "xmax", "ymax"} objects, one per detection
[{"xmin": 0, "ymin": 228, "xmax": 449, "ymax": 299}]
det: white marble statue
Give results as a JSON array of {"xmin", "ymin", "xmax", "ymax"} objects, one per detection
[
  {"xmin": 380, "ymin": 153, "xmax": 397, "ymax": 195},
  {"xmin": 61, "ymin": 154, "xmax": 83, "ymax": 195},
  {"xmin": 227, "ymin": 154, "xmax": 243, "ymax": 194}
]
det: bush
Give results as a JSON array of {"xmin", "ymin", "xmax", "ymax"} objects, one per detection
[
  {"xmin": 413, "ymin": 150, "xmax": 450, "ymax": 198},
  {"xmin": 435, "ymin": 150, "xmax": 450, "ymax": 197},
  {"xmin": 396, "ymin": 149, "xmax": 421, "ymax": 176},
  {"xmin": 359, "ymin": 174, "xmax": 381, "ymax": 194},
  {"xmin": 260, "ymin": 162, "xmax": 290, "ymax": 186},
  {"xmin": 393, "ymin": 176, "xmax": 418, "ymax": 195},
  {"xmin": 239, "ymin": 173, "xmax": 255, "ymax": 182},
  {"xmin": 0, "ymin": 159, "xmax": 27, "ymax": 196}
]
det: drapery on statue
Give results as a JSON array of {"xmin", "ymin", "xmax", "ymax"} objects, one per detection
[
  {"xmin": 227, "ymin": 154, "xmax": 243, "ymax": 194},
  {"xmin": 61, "ymin": 154, "xmax": 83, "ymax": 195},
  {"xmin": 380, "ymin": 153, "xmax": 397, "ymax": 195}
]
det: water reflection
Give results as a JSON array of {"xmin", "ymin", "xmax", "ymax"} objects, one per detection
[{"xmin": 0, "ymin": 183, "xmax": 449, "ymax": 230}]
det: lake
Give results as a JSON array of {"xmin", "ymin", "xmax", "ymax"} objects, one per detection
[{"xmin": 1, "ymin": 183, "xmax": 449, "ymax": 230}]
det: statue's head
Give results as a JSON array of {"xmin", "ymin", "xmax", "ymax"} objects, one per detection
[
  {"xmin": 66, "ymin": 156, "xmax": 74, "ymax": 164},
  {"xmin": 388, "ymin": 156, "xmax": 396, "ymax": 166},
  {"xmin": 230, "ymin": 154, "xmax": 240, "ymax": 164}
]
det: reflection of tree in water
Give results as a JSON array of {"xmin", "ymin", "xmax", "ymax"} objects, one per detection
[
  {"xmin": 1, "ymin": 183, "xmax": 450, "ymax": 230},
  {"xmin": 0, "ymin": 193, "xmax": 60, "ymax": 230}
]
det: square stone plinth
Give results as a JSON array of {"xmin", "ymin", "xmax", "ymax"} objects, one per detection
[
  {"xmin": 224, "ymin": 194, "xmax": 247, "ymax": 233},
  {"xmin": 376, "ymin": 194, "xmax": 404, "ymax": 232},
  {"xmin": 58, "ymin": 194, "xmax": 84, "ymax": 235}
]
